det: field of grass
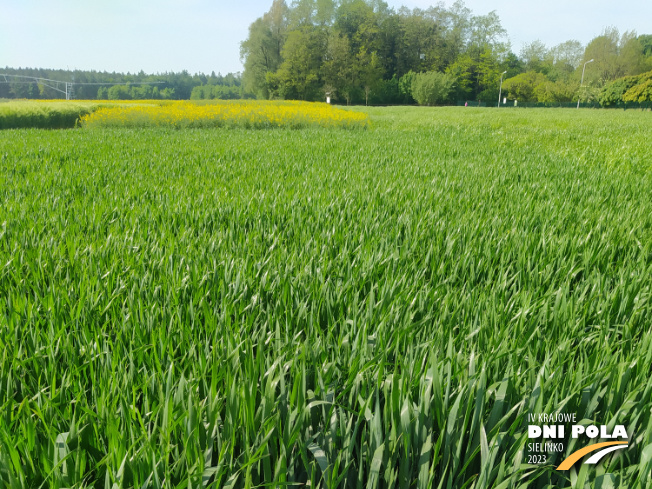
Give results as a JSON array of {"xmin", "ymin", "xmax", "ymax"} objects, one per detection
[{"xmin": 1, "ymin": 107, "xmax": 651, "ymax": 488}]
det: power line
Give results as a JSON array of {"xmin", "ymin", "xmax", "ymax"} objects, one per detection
[{"xmin": 0, "ymin": 74, "xmax": 164, "ymax": 100}]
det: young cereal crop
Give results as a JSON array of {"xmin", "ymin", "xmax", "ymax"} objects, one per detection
[
  {"xmin": 0, "ymin": 108, "xmax": 651, "ymax": 488},
  {"xmin": 0, "ymin": 100, "xmax": 154, "ymax": 130},
  {"xmin": 0, "ymin": 101, "xmax": 101, "ymax": 129}
]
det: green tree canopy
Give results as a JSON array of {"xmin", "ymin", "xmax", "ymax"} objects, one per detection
[
  {"xmin": 241, "ymin": 0, "xmax": 511, "ymax": 103},
  {"xmin": 411, "ymin": 71, "xmax": 456, "ymax": 105},
  {"xmin": 501, "ymin": 71, "xmax": 547, "ymax": 102}
]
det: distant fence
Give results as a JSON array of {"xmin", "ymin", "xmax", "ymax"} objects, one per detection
[{"xmin": 457, "ymin": 100, "xmax": 652, "ymax": 110}]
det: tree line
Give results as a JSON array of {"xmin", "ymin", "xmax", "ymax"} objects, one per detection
[
  {"xmin": 240, "ymin": 0, "xmax": 652, "ymax": 105},
  {"xmin": 0, "ymin": 68, "xmax": 245, "ymax": 101}
]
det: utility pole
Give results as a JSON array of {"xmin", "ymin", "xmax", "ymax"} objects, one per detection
[
  {"xmin": 0, "ymin": 74, "xmax": 164, "ymax": 100},
  {"xmin": 577, "ymin": 59, "xmax": 594, "ymax": 109},
  {"xmin": 497, "ymin": 71, "xmax": 507, "ymax": 108}
]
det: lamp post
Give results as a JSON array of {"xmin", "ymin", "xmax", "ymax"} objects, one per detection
[
  {"xmin": 577, "ymin": 59, "xmax": 594, "ymax": 109},
  {"xmin": 497, "ymin": 71, "xmax": 507, "ymax": 108}
]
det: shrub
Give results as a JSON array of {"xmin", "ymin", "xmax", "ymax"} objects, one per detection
[
  {"xmin": 599, "ymin": 75, "xmax": 641, "ymax": 107},
  {"xmin": 410, "ymin": 71, "xmax": 456, "ymax": 106},
  {"xmin": 623, "ymin": 78, "xmax": 652, "ymax": 102},
  {"xmin": 501, "ymin": 71, "xmax": 547, "ymax": 102},
  {"xmin": 398, "ymin": 71, "xmax": 417, "ymax": 103},
  {"xmin": 623, "ymin": 71, "xmax": 652, "ymax": 103}
]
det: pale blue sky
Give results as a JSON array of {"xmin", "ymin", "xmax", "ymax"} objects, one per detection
[{"xmin": 1, "ymin": 0, "xmax": 650, "ymax": 75}]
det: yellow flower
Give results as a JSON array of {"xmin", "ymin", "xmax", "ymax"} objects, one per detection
[{"xmin": 81, "ymin": 100, "xmax": 369, "ymax": 130}]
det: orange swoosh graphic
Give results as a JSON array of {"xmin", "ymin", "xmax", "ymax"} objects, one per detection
[{"xmin": 556, "ymin": 441, "xmax": 628, "ymax": 470}]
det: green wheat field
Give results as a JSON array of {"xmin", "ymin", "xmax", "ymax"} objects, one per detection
[{"xmin": 1, "ymin": 106, "xmax": 651, "ymax": 488}]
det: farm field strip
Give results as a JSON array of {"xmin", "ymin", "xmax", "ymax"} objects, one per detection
[
  {"xmin": 0, "ymin": 100, "xmax": 159, "ymax": 129},
  {"xmin": 0, "ymin": 108, "xmax": 651, "ymax": 488},
  {"xmin": 0, "ymin": 99, "xmax": 370, "ymax": 130},
  {"xmin": 81, "ymin": 100, "xmax": 370, "ymax": 129}
]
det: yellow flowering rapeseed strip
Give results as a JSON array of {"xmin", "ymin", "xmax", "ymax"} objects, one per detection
[{"xmin": 80, "ymin": 100, "xmax": 369, "ymax": 130}]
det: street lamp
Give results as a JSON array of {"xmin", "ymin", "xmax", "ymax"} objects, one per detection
[
  {"xmin": 497, "ymin": 71, "xmax": 507, "ymax": 108},
  {"xmin": 577, "ymin": 59, "xmax": 594, "ymax": 109}
]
